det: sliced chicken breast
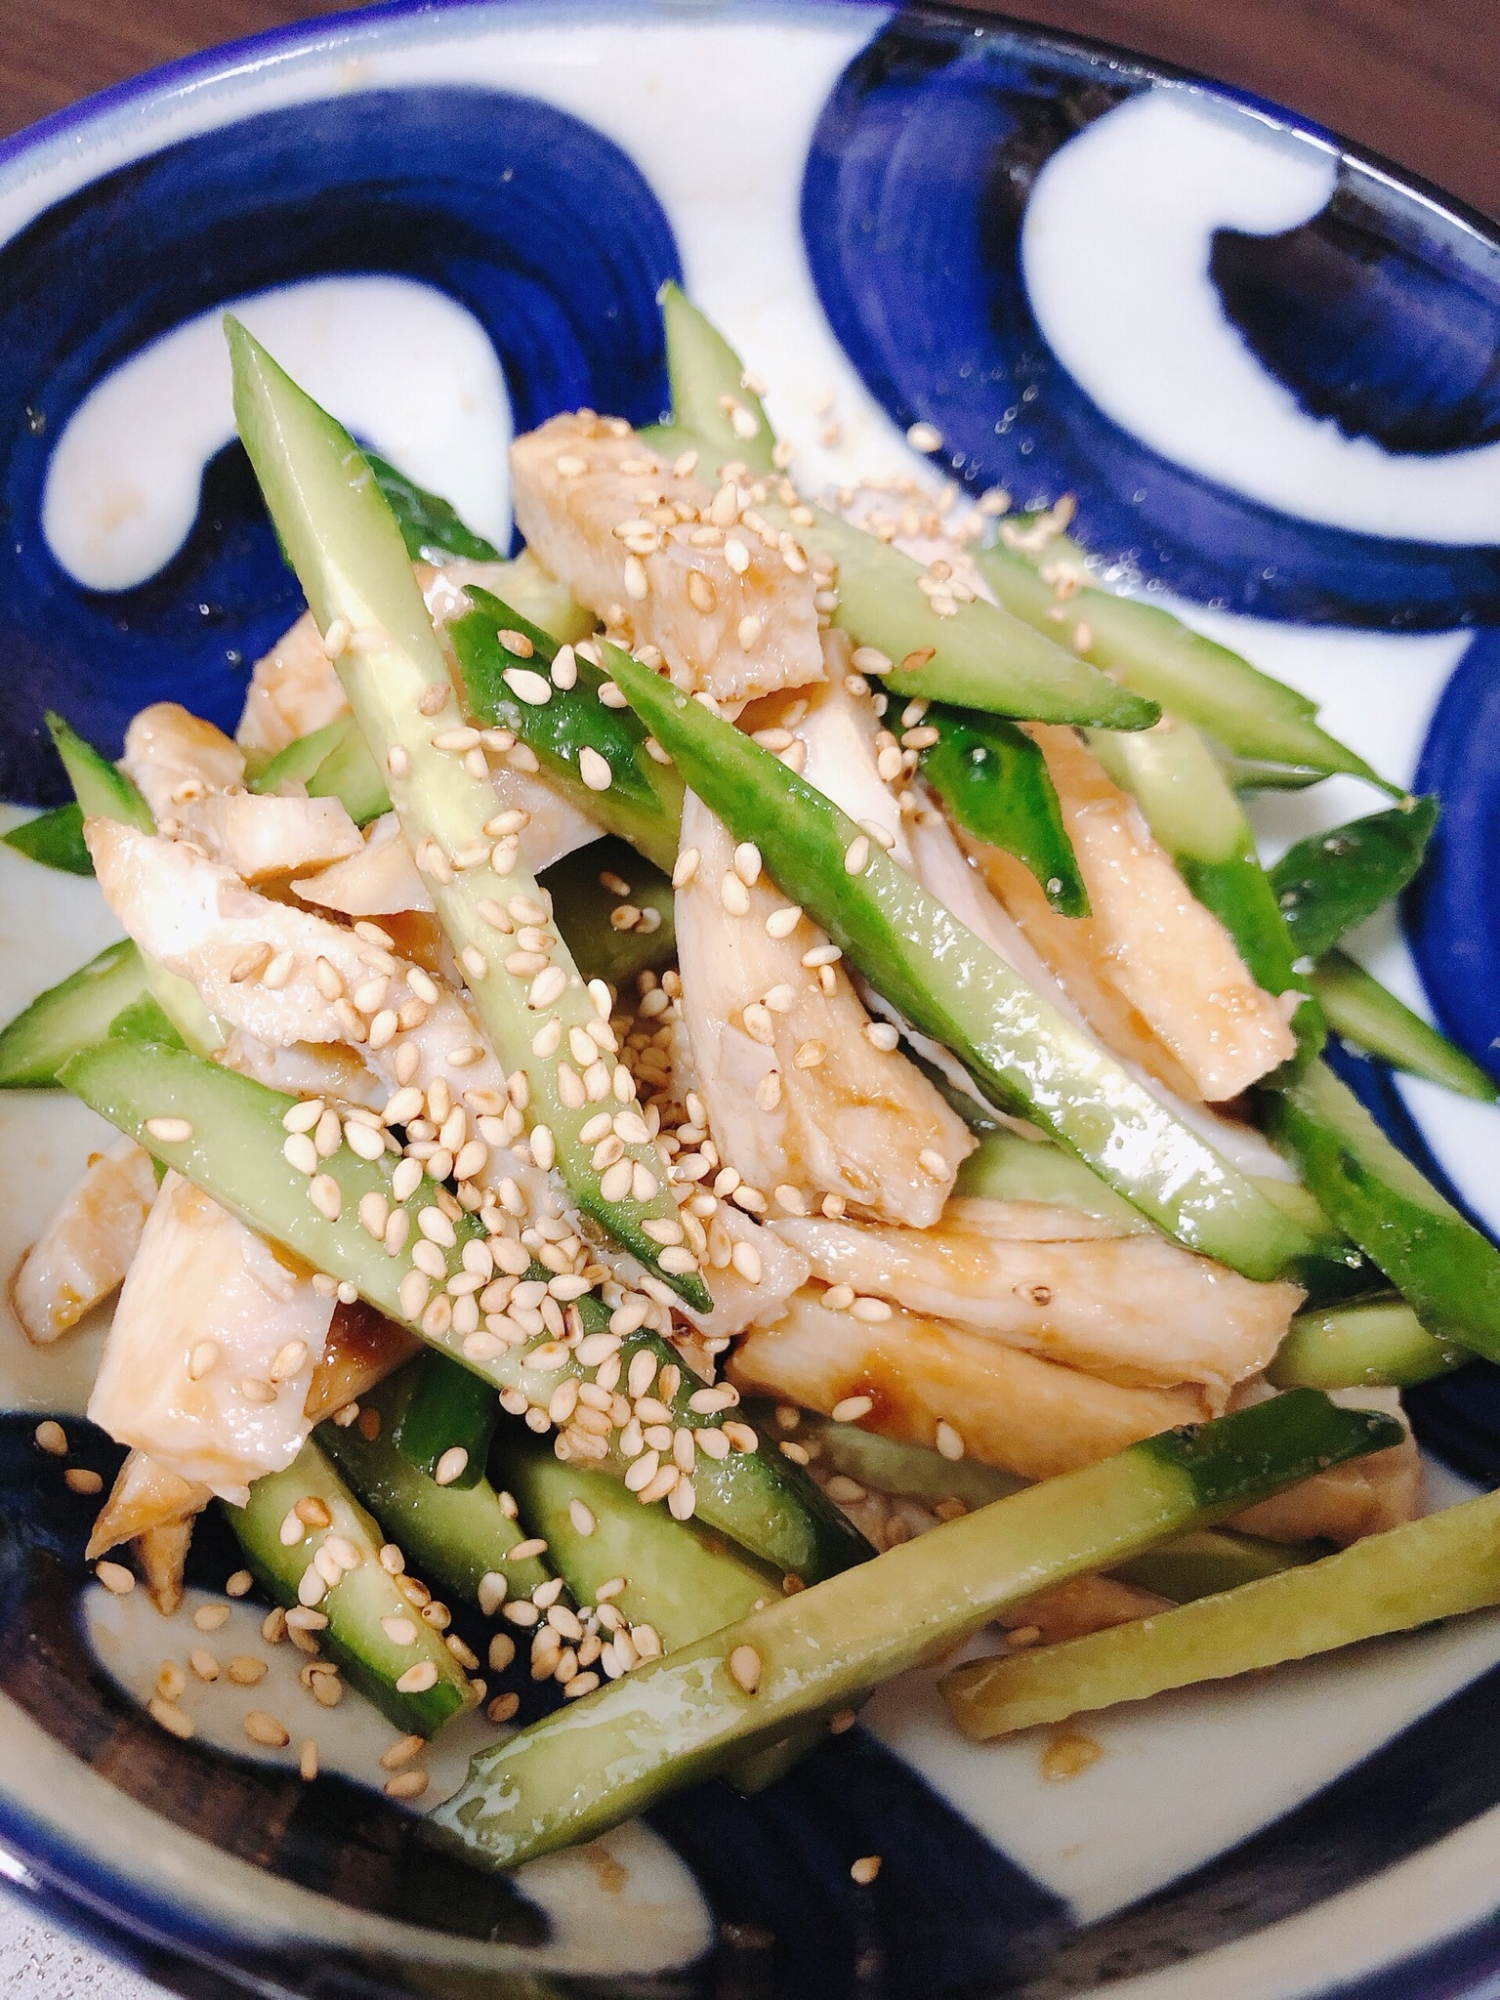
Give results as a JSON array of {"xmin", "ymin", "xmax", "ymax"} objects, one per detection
[
  {"xmin": 11, "ymin": 1138, "xmax": 158, "ymax": 1345},
  {"xmin": 236, "ymin": 611, "xmax": 348, "ymax": 757},
  {"xmin": 121, "ymin": 702, "xmax": 245, "ymax": 820}
]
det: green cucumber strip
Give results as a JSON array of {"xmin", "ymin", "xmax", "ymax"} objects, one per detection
[
  {"xmin": 1269, "ymin": 1295, "xmax": 1467, "ymax": 1389},
  {"xmin": 789, "ymin": 504, "xmax": 1159, "ymax": 729},
  {"xmin": 252, "ymin": 717, "xmax": 391, "ymax": 825},
  {"xmin": 660, "ymin": 282, "xmax": 776, "ymax": 476},
  {"xmin": 46, "ymin": 713, "xmax": 153, "ymax": 831},
  {"xmin": 57, "ymin": 1037, "xmax": 863, "ymax": 1581},
  {"xmin": 428, "ymin": 1391, "xmax": 1400, "ymax": 1866},
  {"xmin": 320, "ymin": 1365, "xmax": 553, "ymax": 1604},
  {"xmin": 306, "ymin": 719, "xmax": 392, "ymax": 825},
  {"xmin": 1111, "ymin": 1528, "xmax": 1329, "ymax": 1603},
  {"xmin": 366, "ymin": 452, "xmax": 503, "ymax": 565},
  {"xmin": 227, "ymin": 318, "xmax": 704, "ymax": 1308},
  {"xmin": 3, "ymin": 802, "xmax": 92, "ymax": 875},
  {"xmin": 393, "ymin": 1350, "xmax": 498, "ymax": 1490},
  {"xmin": 106, "ymin": 994, "xmax": 188, "ymax": 1052},
  {"xmin": 1269, "ymin": 797, "xmax": 1437, "ymax": 961},
  {"xmin": 251, "ymin": 718, "xmax": 357, "ymax": 796},
  {"xmin": 1227, "ymin": 759, "xmax": 1328, "ymax": 794},
  {"xmin": 941, "ymin": 1486, "xmax": 1500, "ymax": 1741},
  {"xmin": 224, "ymin": 1439, "xmax": 472, "ymax": 1734},
  {"xmin": 0, "ymin": 939, "xmax": 150, "ymax": 1088},
  {"xmin": 1262, "ymin": 1058, "xmax": 1500, "ymax": 1359},
  {"xmin": 604, "ymin": 646, "xmax": 1315, "ymax": 1280},
  {"xmin": 921, "ymin": 708, "xmax": 1088, "ymax": 915},
  {"xmin": 974, "ymin": 542, "xmax": 1393, "ymax": 789},
  {"xmin": 1089, "ymin": 717, "xmax": 1320, "ymax": 1061},
  {"xmin": 493, "ymin": 1429, "xmax": 781, "ymax": 1653},
  {"xmin": 1312, "ymin": 949, "xmax": 1496, "ymax": 1101},
  {"xmin": 953, "ymin": 1130, "xmax": 1149, "ymax": 1228},
  {"xmin": 450, "ymin": 590, "xmax": 683, "ymax": 873},
  {"xmin": 541, "ymin": 838, "xmax": 676, "ymax": 990}
]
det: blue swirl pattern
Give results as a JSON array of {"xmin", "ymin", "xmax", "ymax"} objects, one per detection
[
  {"xmin": 801, "ymin": 13, "xmax": 1500, "ymax": 628},
  {"xmin": 0, "ymin": 85, "xmax": 680, "ymax": 803}
]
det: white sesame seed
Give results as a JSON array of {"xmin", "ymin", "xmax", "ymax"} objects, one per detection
[
  {"xmin": 395, "ymin": 1662, "xmax": 439, "ymax": 1694},
  {"xmin": 737, "ymin": 614, "xmax": 762, "ymax": 652},
  {"xmin": 529, "ymin": 967, "xmax": 568, "ymax": 1011},
  {"xmin": 531, "ymin": 1124, "xmax": 556, "ymax": 1171},
  {"xmin": 851, "ymin": 1855, "xmax": 882, "ymax": 1886},
  {"xmin": 843, "ymin": 835, "xmax": 870, "ymax": 876},
  {"xmin": 850, "ymin": 1296, "xmax": 892, "ymax": 1322},
  {"xmin": 579, "ymin": 747, "xmax": 613, "ymax": 792},
  {"xmin": 95, "ymin": 1560, "xmax": 135, "ymax": 1596},
  {"xmin": 865, "ymin": 1021, "xmax": 900, "ymax": 1052},
  {"xmin": 935, "ymin": 1420, "xmax": 965, "ymax": 1461},
  {"xmin": 433, "ymin": 1446, "xmax": 469, "ymax": 1487},
  {"xmin": 917, "ymin": 1149, "xmax": 949, "ymax": 1179},
  {"xmin": 728, "ymin": 1644, "xmax": 762, "ymax": 1694},
  {"xmin": 623, "ymin": 554, "xmax": 649, "ymax": 601},
  {"xmin": 144, "ymin": 1116, "xmax": 192, "ymax": 1144},
  {"xmin": 187, "ymin": 1339, "xmax": 220, "ymax": 1381},
  {"xmin": 831, "ymin": 1394, "xmax": 875, "ymax": 1423},
  {"xmin": 307, "ymin": 1174, "xmax": 341, "ymax": 1222}
]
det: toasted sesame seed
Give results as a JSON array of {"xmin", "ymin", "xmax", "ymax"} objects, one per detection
[
  {"xmin": 34, "ymin": 1420, "xmax": 67, "ymax": 1456},
  {"xmin": 850, "ymin": 1296, "xmax": 892, "ymax": 1322},
  {"xmin": 144, "ymin": 1116, "xmax": 192, "ymax": 1143},
  {"xmin": 64, "ymin": 1468, "xmax": 103, "ymax": 1495},
  {"xmin": 148, "ymin": 1696, "xmax": 194, "ymax": 1740},
  {"xmin": 728, "ymin": 1644, "xmax": 762, "ymax": 1694},
  {"xmin": 737, "ymin": 614, "xmax": 762, "ymax": 652},
  {"xmin": 529, "ymin": 966, "xmax": 568, "ymax": 1010},
  {"xmin": 308, "ymin": 1175, "xmax": 342, "ymax": 1222},
  {"xmin": 935, "ymin": 1420, "xmax": 965, "ymax": 1461},
  {"xmin": 243, "ymin": 1710, "xmax": 290, "ymax": 1749},
  {"xmin": 96, "ymin": 1560, "xmax": 135, "ymax": 1596},
  {"xmin": 851, "ymin": 1854, "xmax": 882, "ymax": 1885},
  {"xmin": 394, "ymin": 1661, "xmax": 440, "ymax": 1695},
  {"xmin": 842, "ymin": 835, "xmax": 871, "ymax": 877},
  {"xmin": 864, "ymin": 1021, "xmax": 900, "ymax": 1052},
  {"xmin": 801, "ymin": 943, "xmax": 842, "ymax": 969},
  {"xmin": 831, "ymin": 1394, "xmax": 875, "ymax": 1424},
  {"xmin": 578, "ymin": 746, "xmax": 613, "ymax": 793},
  {"xmin": 793, "ymin": 1040, "xmax": 826, "ymax": 1070},
  {"xmin": 917, "ymin": 1148, "xmax": 948, "ymax": 1179},
  {"xmin": 720, "ymin": 872, "xmax": 751, "ymax": 916}
]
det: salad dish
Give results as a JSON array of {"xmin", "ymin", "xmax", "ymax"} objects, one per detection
[{"xmin": 4, "ymin": 7, "xmax": 1500, "ymax": 1999}]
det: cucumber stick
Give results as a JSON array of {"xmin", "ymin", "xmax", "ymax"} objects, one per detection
[
  {"xmin": 0, "ymin": 939, "xmax": 151, "ymax": 1088},
  {"xmin": 1312, "ymin": 950, "xmax": 1495, "ymax": 1102},
  {"xmin": 3, "ymin": 802, "xmax": 92, "ymax": 875},
  {"xmin": 603, "ymin": 646, "xmax": 1315, "ymax": 1280},
  {"xmin": 1269, "ymin": 1296, "xmax": 1467, "ymax": 1390},
  {"xmin": 57, "ymin": 1038, "xmax": 865, "ymax": 1583},
  {"xmin": 1089, "ymin": 718, "xmax": 1319, "ymax": 1059},
  {"xmin": 1262, "ymin": 1058, "xmax": 1500, "ymax": 1360},
  {"xmin": 941, "ymin": 1487, "xmax": 1500, "ymax": 1741},
  {"xmin": 223, "ymin": 1438, "xmax": 472, "ymax": 1734},
  {"xmin": 541, "ymin": 839, "xmax": 676, "ymax": 991},
  {"xmin": 660, "ymin": 282, "xmax": 776, "ymax": 476},
  {"xmin": 392, "ymin": 1350, "xmax": 498, "ymax": 1491},
  {"xmin": 769, "ymin": 1409, "xmax": 1324, "ymax": 1602},
  {"xmin": 921, "ymin": 707, "xmax": 1088, "ymax": 916},
  {"xmin": 226, "ymin": 317, "xmax": 705, "ymax": 1309},
  {"xmin": 428, "ymin": 1391, "xmax": 1402, "ymax": 1866},
  {"xmin": 494, "ymin": 1430, "xmax": 781, "ymax": 1652},
  {"xmin": 320, "ymin": 1365, "xmax": 553, "ymax": 1604},
  {"xmin": 1270, "ymin": 799, "xmax": 1437, "ymax": 961},
  {"xmin": 449, "ymin": 593, "xmax": 684, "ymax": 873},
  {"xmin": 974, "ymin": 542, "xmax": 1392, "ymax": 789}
]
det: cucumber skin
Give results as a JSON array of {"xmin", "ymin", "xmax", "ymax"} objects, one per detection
[
  {"xmin": 224, "ymin": 1439, "xmax": 472, "ymax": 1734},
  {"xmin": 660, "ymin": 283, "xmax": 776, "ymax": 476},
  {"xmin": 3, "ymin": 802, "xmax": 92, "ymax": 875},
  {"xmin": 1269, "ymin": 799, "xmax": 1438, "ymax": 962},
  {"xmin": 450, "ymin": 592, "xmax": 684, "ymax": 874},
  {"xmin": 541, "ymin": 838, "xmax": 676, "ymax": 990},
  {"xmin": 46, "ymin": 713, "xmax": 154, "ymax": 832},
  {"xmin": 1262, "ymin": 1059, "xmax": 1500, "ymax": 1361},
  {"xmin": 941, "ymin": 1486, "xmax": 1500, "ymax": 1740},
  {"xmin": 58, "ymin": 1037, "xmax": 866, "ymax": 1583},
  {"xmin": 366, "ymin": 451, "xmax": 502, "ymax": 565},
  {"xmin": 603, "ymin": 645, "xmax": 1314, "ymax": 1282},
  {"xmin": 0, "ymin": 939, "xmax": 150, "ymax": 1088},
  {"xmin": 321, "ymin": 1366, "xmax": 553, "ymax": 1606},
  {"xmin": 921, "ymin": 709, "xmax": 1088, "ymax": 916},
  {"xmin": 428, "ymin": 1392, "xmax": 1400, "ymax": 1867},
  {"xmin": 393, "ymin": 1350, "xmax": 497, "ymax": 1490},
  {"xmin": 1313, "ymin": 949, "xmax": 1496, "ymax": 1103},
  {"xmin": 1269, "ymin": 1296, "xmax": 1467, "ymax": 1390}
]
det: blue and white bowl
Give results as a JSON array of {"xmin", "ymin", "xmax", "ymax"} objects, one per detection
[{"xmin": 3, "ymin": 3, "xmax": 1500, "ymax": 1994}]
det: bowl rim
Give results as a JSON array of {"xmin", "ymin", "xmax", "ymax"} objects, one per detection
[{"xmin": 2, "ymin": 4, "xmax": 1500, "ymax": 1998}]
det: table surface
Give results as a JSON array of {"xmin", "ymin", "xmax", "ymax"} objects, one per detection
[{"xmin": 0, "ymin": 0, "xmax": 1495, "ymax": 1994}]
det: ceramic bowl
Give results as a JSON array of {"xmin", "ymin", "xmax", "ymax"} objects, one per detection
[{"xmin": 3, "ymin": 3, "xmax": 1500, "ymax": 1995}]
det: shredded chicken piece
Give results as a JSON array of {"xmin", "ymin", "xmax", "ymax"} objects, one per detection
[
  {"xmin": 236, "ymin": 612, "xmax": 348, "ymax": 756},
  {"xmin": 87, "ymin": 1450, "xmax": 209, "ymax": 1561},
  {"xmin": 771, "ymin": 1212, "xmax": 1298, "ymax": 1407},
  {"xmin": 136, "ymin": 1518, "xmax": 194, "ymax": 1617},
  {"xmin": 510, "ymin": 412, "xmax": 824, "ymax": 705},
  {"xmin": 293, "ymin": 811, "xmax": 435, "ymax": 917},
  {"xmin": 941, "ymin": 1194, "xmax": 1138, "ymax": 1241},
  {"xmin": 675, "ymin": 792, "xmax": 971, "ymax": 1226},
  {"xmin": 977, "ymin": 727, "xmax": 1297, "ymax": 1102},
  {"xmin": 10, "ymin": 1139, "xmax": 158, "ymax": 1345},
  {"xmin": 88, "ymin": 1172, "xmax": 335, "ymax": 1504},
  {"xmin": 180, "ymin": 792, "xmax": 363, "ymax": 882},
  {"xmin": 121, "ymin": 702, "xmax": 245, "ymax": 819},
  {"xmin": 730, "ymin": 1290, "xmax": 1206, "ymax": 1484},
  {"xmin": 305, "ymin": 1299, "xmax": 423, "ymax": 1422}
]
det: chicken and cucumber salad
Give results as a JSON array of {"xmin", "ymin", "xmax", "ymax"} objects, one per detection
[{"xmin": 4, "ymin": 291, "xmax": 1496, "ymax": 1869}]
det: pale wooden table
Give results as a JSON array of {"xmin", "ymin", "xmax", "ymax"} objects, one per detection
[{"xmin": 0, "ymin": 0, "xmax": 1495, "ymax": 1993}]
